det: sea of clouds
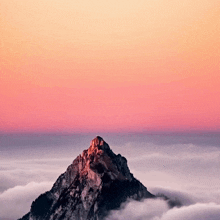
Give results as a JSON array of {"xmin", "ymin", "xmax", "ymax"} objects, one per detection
[
  {"xmin": 0, "ymin": 133, "xmax": 220, "ymax": 220},
  {"xmin": 106, "ymin": 199, "xmax": 220, "ymax": 220}
]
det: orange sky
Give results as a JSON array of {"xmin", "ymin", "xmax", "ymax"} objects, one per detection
[{"xmin": 1, "ymin": 0, "xmax": 219, "ymax": 133}]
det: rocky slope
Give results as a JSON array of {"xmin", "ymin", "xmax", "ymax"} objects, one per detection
[{"xmin": 19, "ymin": 136, "xmax": 155, "ymax": 220}]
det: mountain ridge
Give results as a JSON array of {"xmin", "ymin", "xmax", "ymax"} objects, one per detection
[{"xmin": 19, "ymin": 136, "xmax": 155, "ymax": 220}]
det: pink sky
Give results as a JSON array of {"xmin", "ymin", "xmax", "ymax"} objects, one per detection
[{"xmin": 1, "ymin": 0, "xmax": 219, "ymax": 133}]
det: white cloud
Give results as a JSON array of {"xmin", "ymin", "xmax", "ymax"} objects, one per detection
[
  {"xmin": 0, "ymin": 156, "xmax": 73, "ymax": 219},
  {"xmin": 106, "ymin": 198, "xmax": 169, "ymax": 220},
  {"xmin": 0, "ymin": 158, "xmax": 71, "ymax": 192},
  {"xmin": 0, "ymin": 182, "xmax": 53, "ymax": 220},
  {"xmin": 106, "ymin": 199, "xmax": 220, "ymax": 220},
  {"xmin": 149, "ymin": 187, "xmax": 195, "ymax": 206},
  {"xmin": 125, "ymin": 142, "xmax": 220, "ymax": 199},
  {"xmin": 161, "ymin": 203, "xmax": 220, "ymax": 220},
  {"xmin": 105, "ymin": 183, "xmax": 220, "ymax": 220}
]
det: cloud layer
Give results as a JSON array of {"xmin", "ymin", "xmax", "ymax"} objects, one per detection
[
  {"xmin": 106, "ymin": 198, "xmax": 169, "ymax": 220},
  {"xmin": 106, "ymin": 199, "xmax": 220, "ymax": 220},
  {"xmin": 0, "ymin": 182, "xmax": 52, "ymax": 219},
  {"xmin": 1, "ymin": 134, "xmax": 219, "ymax": 219},
  {"xmin": 161, "ymin": 203, "xmax": 220, "ymax": 220}
]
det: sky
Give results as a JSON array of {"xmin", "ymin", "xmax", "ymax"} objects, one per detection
[
  {"xmin": 1, "ymin": 134, "xmax": 220, "ymax": 219},
  {"xmin": 1, "ymin": 0, "xmax": 220, "ymax": 133}
]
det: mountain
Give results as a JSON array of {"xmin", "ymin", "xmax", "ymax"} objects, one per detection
[{"xmin": 19, "ymin": 136, "xmax": 155, "ymax": 220}]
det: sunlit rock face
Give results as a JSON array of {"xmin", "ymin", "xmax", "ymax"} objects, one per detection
[{"xmin": 19, "ymin": 136, "xmax": 154, "ymax": 220}]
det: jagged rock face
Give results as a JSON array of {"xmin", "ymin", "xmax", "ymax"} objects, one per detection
[{"xmin": 19, "ymin": 136, "xmax": 154, "ymax": 220}]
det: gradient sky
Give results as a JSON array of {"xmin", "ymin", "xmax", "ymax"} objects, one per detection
[{"xmin": 1, "ymin": 0, "xmax": 219, "ymax": 132}]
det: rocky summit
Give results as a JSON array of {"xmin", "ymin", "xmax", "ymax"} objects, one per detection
[{"xmin": 19, "ymin": 136, "xmax": 155, "ymax": 220}]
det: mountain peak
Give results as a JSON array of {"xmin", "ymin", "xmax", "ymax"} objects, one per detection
[
  {"xmin": 91, "ymin": 136, "xmax": 104, "ymax": 146},
  {"xmin": 19, "ymin": 137, "xmax": 154, "ymax": 220},
  {"xmin": 88, "ymin": 136, "xmax": 110, "ymax": 155}
]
